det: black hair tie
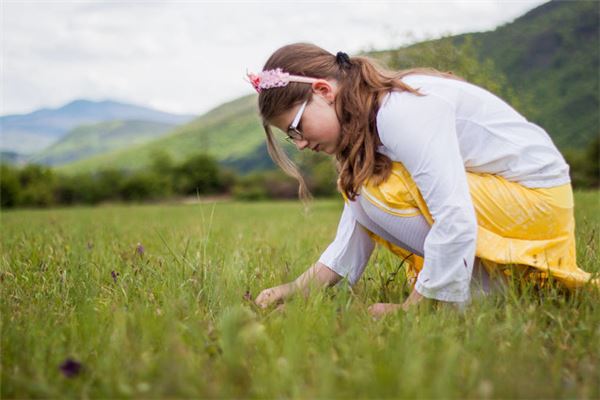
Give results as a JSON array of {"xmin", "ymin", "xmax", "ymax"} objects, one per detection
[{"xmin": 336, "ymin": 51, "xmax": 352, "ymax": 69}]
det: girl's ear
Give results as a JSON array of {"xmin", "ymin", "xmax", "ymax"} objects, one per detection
[{"xmin": 311, "ymin": 79, "xmax": 336, "ymax": 102}]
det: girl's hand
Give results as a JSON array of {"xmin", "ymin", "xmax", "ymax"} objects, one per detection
[
  {"xmin": 255, "ymin": 283, "xmax": 294, "ymax": 309},
  {"xmin": 368, "ymin": 289, "xmax": 425, "ymax": 319},
  {"xmin": 368, "ymin": 303, "xmax": 402, "ymax": 318},
  {"xmin": 253, "ymin": 262, "xmax": 340, "ymax": 309},
  {"xmin": 401, "ymin": 288, "xmax": 424, "ymax": 310}
]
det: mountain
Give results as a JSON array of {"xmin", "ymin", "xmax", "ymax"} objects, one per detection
[
  {"xmin": 56, "ymin": 0, "xmax": 598, "ymax": 175},
  {"xmin": 0, "ymin": 99, "xmax": 195, "ymax": 155},
  {"xmin": 461, "ymin": 0, "xmax": 598, "ymax": 150},
  {"xmin": 54, "ymin": 95, "xmax": 276, "ymax": 175},
  {"xmin": 371, "ymin": 0, "xmax": 598, "ymax": 151},
  {"xmin": 27, "ymin": 120, "xmax": 177, "ymax": 166}
]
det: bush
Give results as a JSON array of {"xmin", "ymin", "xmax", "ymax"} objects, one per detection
[
  {"xmin": 564, "ymin": 135, "xmax": 600, "ymax": 189},
  {"xmin": 232, "ymin": 170, "xmax": 299, "ymax": 200},
  {"xmin": 307, "ymin": 160, "xmax": 338, "ymax": 197},
  {"xmin": 232, "ymin": 173, "xmax": 269, "ymax": 201},
  {"xmin": 16, "ymin": 164, "xmax": 57, "ymax": 207},
  {"xmin": 54, "ymin": 173, "xmax": 98, "ymax": 205},
  {"xmin": 174, "ymin": 153, "xmax": 221, "ymax": 195},
  {"xmin": 0, "ymin": 164, "xmax": 21, "ymax": 208},
  {"xmin": 120, "ymin": 171, "xmax": 169, "ymax": 202}
]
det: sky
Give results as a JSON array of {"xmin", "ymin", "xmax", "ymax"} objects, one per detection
[{"xmin": 1, "ymin": 0, "xmax": 549, "ymax": 117}]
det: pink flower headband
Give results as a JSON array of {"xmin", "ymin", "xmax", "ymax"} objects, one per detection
[{"xmin": 245, "ymin": 68, "xmax": 318, "ymax": 93}]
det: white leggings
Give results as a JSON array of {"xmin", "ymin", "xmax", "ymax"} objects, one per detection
[{"xmin": 350, "ymin": 195, "xmax": 505, "ymax": 297}]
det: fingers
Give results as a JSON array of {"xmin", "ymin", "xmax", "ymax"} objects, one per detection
[
  {"xmin": 368, "ymin": 303, "xmax": 403, "ymax": 319},
  {"xmin": 255, "ymin": 288, "xmax": 279, "ymax": 309}
]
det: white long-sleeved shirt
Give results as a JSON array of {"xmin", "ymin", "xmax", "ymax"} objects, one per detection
[{"xmin": 318, "ymin": 74, "xmax": 571, "ymax": 302}]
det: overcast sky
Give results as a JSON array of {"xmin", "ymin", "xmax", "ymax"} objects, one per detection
[{"xmin": 2, "ymin": 0, "xmax": 548, "ymax": 117}]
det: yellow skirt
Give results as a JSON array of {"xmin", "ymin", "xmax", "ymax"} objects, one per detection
[{"xmin": 345, "ymin": 162, "xmax": 597, "ymax": 289}]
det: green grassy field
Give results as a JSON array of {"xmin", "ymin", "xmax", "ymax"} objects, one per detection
[{"xmin": 1, "ymin": 192, "xmax": 599, "ymax": 398}]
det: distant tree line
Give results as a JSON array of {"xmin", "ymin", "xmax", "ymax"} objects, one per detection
[
  {"xmin": 2, "ymin": 140, "xmax": 596, "ymax": 210},
  {"xmin": 562, "ymin": 136, "xmax": 600, "ymax": 189},
  {"xmin": 0, "ymin": 150, "xmax": 339, "ymax": 209}
]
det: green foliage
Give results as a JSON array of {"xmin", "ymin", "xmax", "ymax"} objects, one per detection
[
  {"xmin": 174, "ymin": 153, "xmax": 222, "ymax": 195},
  {"xmin": 0, "ymin": 164, "xmax": 21, "ymax": 207},
  {"xmin": 149, "ymin": 149, "xmax": 176, "ymax": 176},
  {"xmin": 1, "ymin": 152, "xmax": 235, "ymax": 209},
  {"xmin": 380, "ymin": 35, "xmax": 531, "ymax": 116},
  {"xmin": 296, "ymin": 151, "xmax": 338, "ymax": 197},
  {"xmin": 231, "ymin": 151, "xmax": 339, "ymax": 201},
  {"xmin": 55, "ymin": 172, "xmax": 102, "ymax": 205},
  {"xmin": 472, "ymin": 0, "xmax": 599, "ymax": 151},
  {"xmin": 588, "ymin": 136, "xmax": 600, "ymax": 186},
  {"xmin": 232, "ymin": 171, "xmax": 298, "ymax": 201},
  {"xmin": 564, "ymin": 135, "xmax": 600, "ymax": 188},
  {"xmin": 16, "ymin": 164, "xmax": 57, "ymax": 207},
  {"xmin": 120, "ymin": 171, "xmax": 169, "ymax": 202}
]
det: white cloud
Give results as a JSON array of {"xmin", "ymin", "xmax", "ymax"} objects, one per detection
[{"xmin": 1, "ymin": 0, "xmax": 548, "ymax": 116}]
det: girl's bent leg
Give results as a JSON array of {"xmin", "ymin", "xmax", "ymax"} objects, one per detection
[{"xmin": 349, "ymin": 192, "xmax": 507, "ymax": 304}]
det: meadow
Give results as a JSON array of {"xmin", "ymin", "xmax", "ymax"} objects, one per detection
[{"xmin": 1, "ymin": 191, "xmax": 599, "ymax": 398}]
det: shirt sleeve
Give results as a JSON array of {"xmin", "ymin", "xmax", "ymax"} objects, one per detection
[
  {"xmin": 376, "ymin": 91, "xmax": 478, "ymax": 302},
  {"xmin": 318, "ymin": 201, "xmax": 376, "ymax": 286}
]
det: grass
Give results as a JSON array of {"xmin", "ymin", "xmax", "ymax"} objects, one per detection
[{"xmin": 1, "ymin": 191, "xmax": 599, "ymax": 398}]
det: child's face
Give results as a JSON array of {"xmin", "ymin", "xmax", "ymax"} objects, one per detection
[{"xmin": 270, "ymin": 79, "xmax": 341, "ymax": 155}]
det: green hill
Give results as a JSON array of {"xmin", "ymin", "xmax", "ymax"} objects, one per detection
[
  {"xmin": 54, "ymin": 95, "xmax": 275, "ymax": 175},
  {"xmin": 55, "ymin": 0, "xmax": 598, "ymax": 176},
  {"xmin": 29, "ymin": 120, "xmax": 176, "ymax": 166},
  {"xmin": 373, "ymin": 0, "xmax": 598, "ymax": 150},
  {"xmin": 465, "ymin": 0, "xmax": 598, "ymax": 150}
]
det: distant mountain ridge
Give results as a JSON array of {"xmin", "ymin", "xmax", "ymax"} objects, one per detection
[
  {"xmin": 0, "ymin": 99, "xmax": 195, "ymax": 155},
  {"xmin": 54, "ymin": 94, "xmax": 269, "ymax": 175},
  {"xmin": 28, "ymin": 120, "xmax": 178, "ymax": 166}
]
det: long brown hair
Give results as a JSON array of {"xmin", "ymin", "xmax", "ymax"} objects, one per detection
[{"xmin": 257, "ymin": 42, "xmax": 462, "ymax": 202}]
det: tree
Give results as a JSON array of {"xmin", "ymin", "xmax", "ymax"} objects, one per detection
[
  {"xmin": 0, "ymin": 164, "xmax": 21, "ymax": 208},
  {"xmin": 17, "ymin": 164, "xmax": 56, "ymax": 207},
  {"xmin": 383, "ymin": 35, "xmax": 533, "ymax": 117},
  {"xmin": 174, "ymin": 153, "xmax": 221, "ymax": 195}
]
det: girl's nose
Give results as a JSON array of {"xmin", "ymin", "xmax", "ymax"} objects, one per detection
[{"xmin": 294, "ymin": 139, "xmax": 310, "ymax": 151}]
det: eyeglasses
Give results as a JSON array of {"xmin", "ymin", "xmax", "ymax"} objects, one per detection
[{"xmin": 285, "ymin": 99, "xmax": 308, "ymax": 143}]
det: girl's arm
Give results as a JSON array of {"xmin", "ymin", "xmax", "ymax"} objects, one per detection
[
  {"xmin": 377, "ymin": 90, "xmax": 478, "ymax": 303},
  {"xmin": 254, "ymin": 262, "xmax": 341, "ymax": 308},
  {"xmin": 255, "ymin": 203, "xmax": 374, "ymax": 308}
]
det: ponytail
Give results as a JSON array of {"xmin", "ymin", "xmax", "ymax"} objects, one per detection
[{"xmin": 256, "ymin": 43, "xmax": 463, "ymax": 202}]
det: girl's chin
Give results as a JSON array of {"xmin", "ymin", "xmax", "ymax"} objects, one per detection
[
  {"xmin": 319, "ymin": 144, "xmax": 331, "ymax": 154},
  {"xmin": 325, "ymin": 146, "xmax": 337, "ymax": 155}
]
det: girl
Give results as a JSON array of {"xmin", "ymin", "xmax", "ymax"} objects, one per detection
[{"xmin": 247, "ymin": 42, "xmax": 596, "ymax": 317}]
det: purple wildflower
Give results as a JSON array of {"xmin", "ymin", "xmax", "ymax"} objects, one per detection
[
  {"xmin": 59, "ymin": 358, "xmax": 82, "ymax": 378},
  {"xmin": 136, "ymin": 242, "xmax": 145, "ymax": 256},
  {"xmin": 111, "ymin": 270, "xmax": 119, "ymax": 283}
]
